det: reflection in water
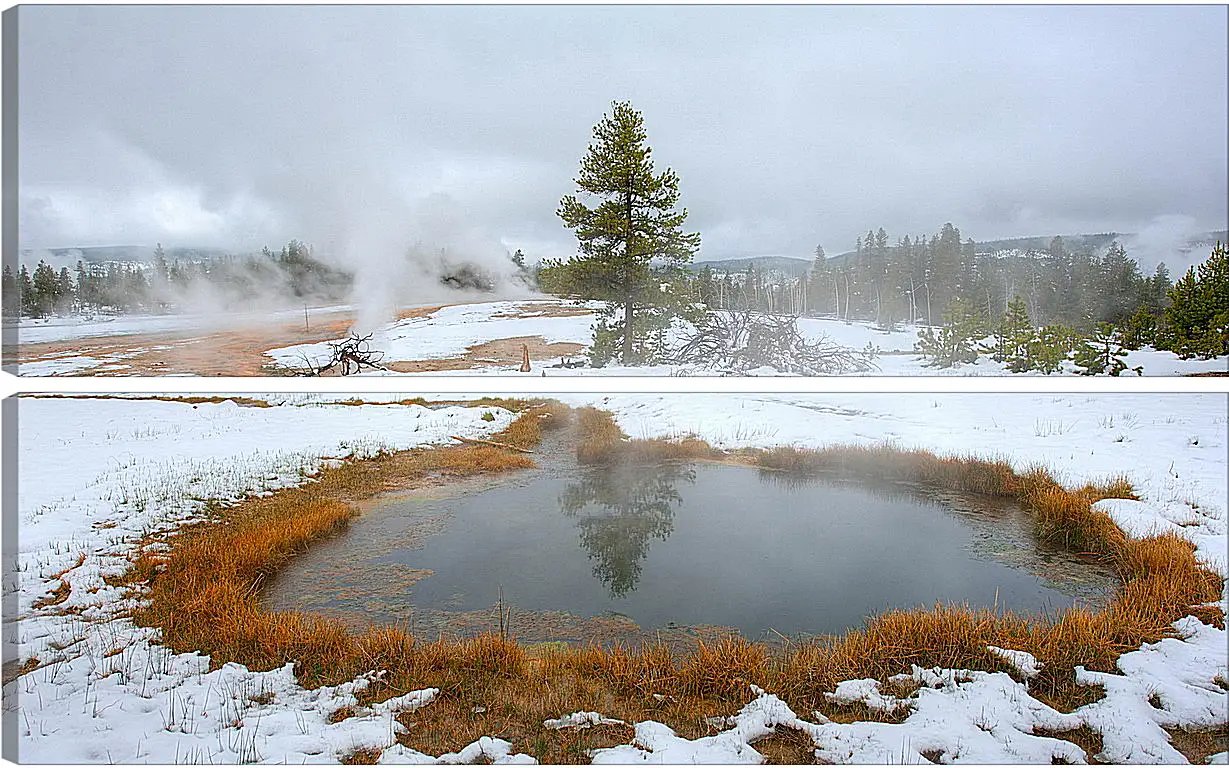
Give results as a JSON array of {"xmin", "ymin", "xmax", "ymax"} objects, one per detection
[{"xmin": 559, "ymin": 464, "xmax": 695, "ymax": 597}]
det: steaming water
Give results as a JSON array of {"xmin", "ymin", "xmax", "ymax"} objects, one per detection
[{"xmin": 264, "ymin": 463, "xmax": 1118, "ymax": 640}]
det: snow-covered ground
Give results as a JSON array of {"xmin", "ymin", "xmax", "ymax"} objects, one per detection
[
  {"xmin": 16, "ymin": 355, "xmax": 114, "ymax": 376},
  {"xmin": 13, "ymin": 299, "xmax": 1225, "ymax": 376},
  {"xmin": 267, "ymin": 300, "xmax": 602, "ymax": 370},
  {"xmin": 6, "ymin": 394, "xmax": 1227, "ymax": 763},
  {"xmin": 263, "ymin": 300, "xmax": 1229, "ymax": 377},
  {"xmin": 9, "ymin": 304, "xmax": 357, "ymax": 346}
]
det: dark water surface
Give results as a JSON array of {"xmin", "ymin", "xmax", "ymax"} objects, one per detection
[{"xmin": 264, "ymin": 462, "xmax": 1118, "ymax": 641}]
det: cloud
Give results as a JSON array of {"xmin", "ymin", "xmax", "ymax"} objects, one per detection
[{"xmin": 15, "ymin": 4, "xmax": 1227, "ymax": 266}]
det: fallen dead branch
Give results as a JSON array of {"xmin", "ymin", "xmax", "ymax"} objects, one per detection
[
  {"xmin": 671, "ymin": 310, "xmax": 879, "ymax": 375},
  {"xmin": 288, "ymin": 332, "xmax": 389, "ymax": 376}
]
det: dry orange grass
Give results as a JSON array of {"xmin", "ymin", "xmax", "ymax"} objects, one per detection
[
  {"xmin": 496, "ymin": 400, "xmax": 572, "ymax": 450},
  {"xmin": 116, "ymin": 403, "xmax": 1225, "ymax": 762},
  {"xmin": 575, "ymin": 406, "xmax": 628, "ymax": 463},
  {"xmin": 758, "ymin": 444, "xmax": 1020, "ymax": 496},
  {"xmin": 127, "ymin": 406, "xmax": 546, "ymax": 687},
  {"xmin": 32, "ymin": 552, "xmax": 87, "ymax": 609},
  {"xmin": 677, "ymin": 636, "xmax": 770, "ymax": 699},
  {"xmin": 26, "ymin": 393, "xmax": 274, "ymax": 408},
  {"xmin": 572, "ymin": 410, "xmax": 1223, "ymax": 714}
]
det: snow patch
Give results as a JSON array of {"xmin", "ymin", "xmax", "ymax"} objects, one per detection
[{"xmin": 543, "ymin": 712, "xmax": 627, "ymax": 729}]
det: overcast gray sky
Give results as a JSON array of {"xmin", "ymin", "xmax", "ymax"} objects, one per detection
[{"xmin": 15, "ymin": 4, "xmax": 1229, "ymax": 264}]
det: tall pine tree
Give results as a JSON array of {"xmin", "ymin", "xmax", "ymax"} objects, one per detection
[{"xmin": 557, "ymin": 101, "xmax": 701, "ymax": 364}]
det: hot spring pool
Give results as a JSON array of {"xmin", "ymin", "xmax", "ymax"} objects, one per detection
[{"xmin": 263, "ymin": 461, "xmax": 1117, "ymax": 642}]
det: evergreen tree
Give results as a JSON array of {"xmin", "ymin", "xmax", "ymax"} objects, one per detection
[
  {"xmin": 75, "ymin": 261, "xmax": 91, "ymax": 312},
  {"xmin": 509, "ymin": 248, "xmax": 537, "ymax": 289},
  {"xmin": 916, "ymin": 297, "xmax": 981, "ymax": 368},
  {"xmin": 557, "ymin": 101, "xmax": 701, "ymax": 365},
  {"xmin": 17, "ymin": 265, "xmax": 33, "ymax": 315},
  {"xmin": 985, "ymin": 296, "xmax": 1032, "ymax": 368},
  {"xmin": 152, "ymin": 243, "xmax": 170, "ymax": 309},
  {"xmin": 1043, "ymin": 235, "xmax": 1071, "ymax": 323},
  {"xmin": 1098, "ymin": 241, "xmax": 1143, "ymax": 326},
  {"xmin": 806, "ymin": 244, "xmax": 831, "ymax": 315},
  {"xmin": 1028, "ymin": 325, "xmax": 1076, "ymax": 374},
  {"xmin": 31, "ymin": 260, "xmax": 59, "ymax": 317},
  {"xmin": 1073, "ymin": 323, "xmax": 1140, "ymax": 376},
  {"xmin": 1121, "ymin": 306, "xmax": 1159, "ymax": 351},
  {"xmin": 696, "ymin": 265, "xmax": 716, "ymax": 306},
  {"xmin": 127, "ymin": 264, "xmax": 145, "ymax": 307},
  {"xmin": 931, "ymin": 223, "xmax": 963, "ymax": 316},
  {"xmin": 153, "ymin": 243, "xmax": 169, "ymax": 281},
  {"xmin": 959, "ymin": 237, "xmax": 978, "ymax": 308},
  {"xmin": 1162, "ymin": 242, "xmax": 1229, "ymax": 359},
  {"xmin": 1, "ymin": 265, "xmax": 16, "ymax": 316},
  {"xmin": 1142, "ymin": 263, "xmax": 1171, "ymax": 313},
  {"xmin": 56, "ymin": 267, "xmax": 74, "ymax": 313}
]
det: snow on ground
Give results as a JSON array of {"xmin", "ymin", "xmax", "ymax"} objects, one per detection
[
  {"xmin": 14, "ymin": 300, "xmax": 1225, "ymax": 376},
  {"xmin": 7, "ymin": 397, "xmax": 519, "ymax": 764},
  {"xmin": 8, "ymin": 313, "xmax": 216, "ymax": 345},
  {"xmin": 264, "ymin": 300, "xmax": 1227, "ymax": 377},
  {"xmin": 16, "ymin": 355, "xmax": 112, "ymax": 376},
  {"xmin": 6, "ymin": 394, "xmax": 1227, "ymax": 763},
  {"xmin": 267, "ymin": 300, "xmax": 601, "ymax": 370},
  {"xmin": 10, "ymin": 304, "xmax": 357, "ymax": 346}
]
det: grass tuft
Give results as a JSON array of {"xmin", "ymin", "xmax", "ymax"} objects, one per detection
[
  {"xmin": 339, "ymin": 746, "xmax": 384, "ymax": 764},
  {"xmin": 575, "ymin": 407, "xmax": 628, "ymax": 463},
  {"xmin": 677, "ymin": 636, "xmax": 768, "ymax": 699}
]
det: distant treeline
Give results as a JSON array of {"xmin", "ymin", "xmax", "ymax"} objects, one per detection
[
  {"xmin": 685, "ymin": 224, "xmax": 1170, "ymax": 333},
  {"xmin": 2, "ymin": 241, "xmax": 353, "ymax": 317},
  {"xmin": 2, "ymin": 241, "xmax": 538, "ymax": 319},
  {"xmin": 540, "ymin": 222, "xmax": 1226, "ymax": 361}
]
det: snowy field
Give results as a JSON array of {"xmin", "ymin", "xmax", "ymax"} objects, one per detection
[
  {"xmin": 8, "ymin": 304, "xmax": 356, "ymax": 346},
  {"xmin": 13, "ymin": 299, "xmax": 1226, "ymax": 376},
  {"xmin": 6, "ymin": 393, "xmax": 1226, "ymax": 763},
  {"xmin": 265, "ymin": 300, "xmax": 1228, "ymax": 377},
  {"xmin": 266, "ymin": 299, "xmax": 601, "ymax": 371}
]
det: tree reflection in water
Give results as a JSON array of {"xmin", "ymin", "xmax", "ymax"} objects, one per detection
[{"xmin": 558, "ymin": 463, "xmax": 696, "ymax": 597}]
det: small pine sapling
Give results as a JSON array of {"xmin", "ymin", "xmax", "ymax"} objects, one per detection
[
  {"xmin": 917, "ymin": 297, "xmax": 981, "ymax": 368},
  {"xmin": 1073, "ymin": 324, "xmax": 1142, "ymax": 376},
  {"xmin": 1028, "ymin": 325, "xmax": 1076, "ymax": 375},
  {"xmin": 983, "ymin": 297, "xmax": 1032, "ymax": 365}
]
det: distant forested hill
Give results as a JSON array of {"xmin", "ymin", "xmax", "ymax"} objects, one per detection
[
  {"xmin": 18, "ymin": 245, "xmax": 237, "ymax": 265},
  {"xmin": 687, "ymin": 255, "xmax": 811, "ymax": 276}
]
